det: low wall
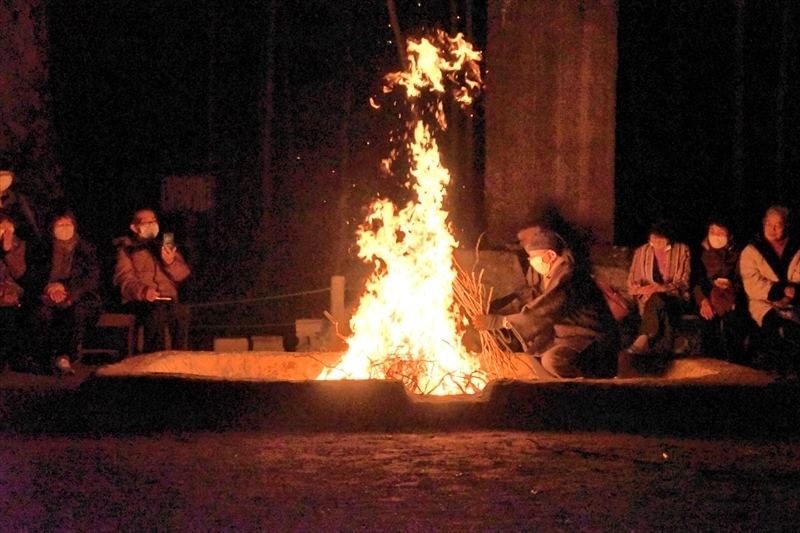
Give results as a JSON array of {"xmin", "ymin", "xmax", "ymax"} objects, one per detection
[{"xmin": 1, "ymin": 352, "xmax": 786, "ymax": 437}]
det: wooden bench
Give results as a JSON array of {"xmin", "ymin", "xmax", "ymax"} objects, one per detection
[{"xmin": 77, "ymin": 313, "xmax": 136, "ymax": 362}]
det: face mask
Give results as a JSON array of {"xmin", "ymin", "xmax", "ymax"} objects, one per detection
[
  {"xmin": 529, "ymin": 255, "xmax": 551, "ymax": 275},
  {"xmin": 708, "ymin": 235, "xmax": 728, "ymax": 249},
  {"xmin": 0, "ymin": 172, "xmax": 12, "ymax": 193},
  {"xmin": 138, "ymin": 223, "xmax": 159, "ymax": 240},
  {"xmin": 53, "ymin": 224, "xmax": 75, "ymax": 242}
]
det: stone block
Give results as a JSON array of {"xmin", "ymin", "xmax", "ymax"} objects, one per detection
[
  {"xmin": 251, "ymin": 336, "xmax": 285, "ymax": 352},
  {"xmin": 213, "ymin": 337, "xmax": 249, "ymax": 352},
  {"xmin": 591, "ymin": 244, "xmax": 633, "ymax": 294},
  {"xmin": 296, "ymin": 319, "xmax": 327, "ymax": 352}
]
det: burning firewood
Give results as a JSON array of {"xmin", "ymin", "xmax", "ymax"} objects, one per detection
[{"xmin": 317, "ymin": 31, "xmax": 490, "ymax": 395}]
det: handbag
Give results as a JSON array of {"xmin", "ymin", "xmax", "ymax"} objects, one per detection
[
  {"xmin": 709, "ymin": 286, "xmax": 736, "ymax": 315},
  {"xmin": 592, "ymin": 275, "xmax": 630, "ymax": 322}
]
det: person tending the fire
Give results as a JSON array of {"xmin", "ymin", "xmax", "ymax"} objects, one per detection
[{"xmin": 473, "ymin": 229, "xmax": 620, "ymax": 379}]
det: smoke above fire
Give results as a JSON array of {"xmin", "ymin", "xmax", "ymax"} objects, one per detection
[{"xmin": 319, "ymin": 31, "xmax": 484, "ymax": 395}]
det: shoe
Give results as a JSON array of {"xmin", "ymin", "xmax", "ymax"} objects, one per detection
[
  {"xmin": 625, "ymin": 334, "xmax": 650, "ymax": 355},
  {"xmin": 55, "ymin": 356, "xmax": 75, "ymax": 376},
  {"xmin": 673, "ymin": 336, "xmax": 690, "ymax": 355}
]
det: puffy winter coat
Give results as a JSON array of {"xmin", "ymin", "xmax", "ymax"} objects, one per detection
[{"xmin": 113, "ymin": 235, "xmax": 190, "ymax": 303}]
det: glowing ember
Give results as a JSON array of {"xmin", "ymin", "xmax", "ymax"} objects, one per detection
[{"xmin": 319, "ymin": 31, "xmax": 484, "ymax": 395}]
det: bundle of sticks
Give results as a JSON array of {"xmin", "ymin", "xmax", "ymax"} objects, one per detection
[{"xmin": 452, "ymin": 253, "xmax": 517, "ymax": 380}]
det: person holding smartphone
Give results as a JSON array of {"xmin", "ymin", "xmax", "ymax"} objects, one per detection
[{"xmin": 113, "ymin": 208, "xmax": 190, "ymax": 353}]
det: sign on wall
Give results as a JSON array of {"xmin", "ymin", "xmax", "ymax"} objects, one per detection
[{"xmin": 161, "ymin": 175, "xmax": 215, "ymax": 213}]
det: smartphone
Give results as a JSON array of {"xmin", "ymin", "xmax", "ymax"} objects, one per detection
[{"xmin": 162, "ymin": 232, "xmax": 175, "ymax": 251}]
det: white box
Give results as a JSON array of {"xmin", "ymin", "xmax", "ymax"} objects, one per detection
[
  {"xmin": 213, "ymin": 337, "xmax": 249, "ymax": 352},
  {"xmin": 251, "ymin": 335, "xmax": 285, "ymax": 352},
  {"xmin": 295, "ymin": 318, "xmax": 327, "ymax": 352}
]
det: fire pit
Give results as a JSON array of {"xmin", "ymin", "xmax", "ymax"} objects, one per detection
[
  {"xmin": 93, "ymin": 350, "xmax": 538, "ymax": 382},
  {"xmin": 75, "ymin": 351, "xmax": 780, "ymax": 437}
]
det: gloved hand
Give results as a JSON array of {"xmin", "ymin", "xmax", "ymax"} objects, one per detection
[
  {"xmin": 473, "ymin": 314, "xmax": 506, "ymax": 331},
  {"xmin": 461, "ymin": 326, "xmax": 482, "ymax": 353}
]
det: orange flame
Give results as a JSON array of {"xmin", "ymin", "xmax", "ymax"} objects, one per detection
[{"xmin": 319, "ymin": 31, "xmax": 483, "ymax": 395}]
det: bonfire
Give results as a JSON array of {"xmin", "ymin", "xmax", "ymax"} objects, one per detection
[{"xmin": 319, "ymin": 31, "xmax": 513, "ymax": 395}]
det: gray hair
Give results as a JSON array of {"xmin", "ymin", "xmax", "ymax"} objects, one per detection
[{"xmin": 764, "ymin": 205, "xmax": 790, "ymax": 225}]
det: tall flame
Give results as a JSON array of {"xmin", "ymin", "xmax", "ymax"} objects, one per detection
[{"xmin": 319, "ymin": 31, "xmax": 483, "ymax": 395}]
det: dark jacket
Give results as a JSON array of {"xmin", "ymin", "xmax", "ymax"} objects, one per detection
[
  {"xmin": 505, "ymin": 257, "xmax": 620, "ymax": 356},
  {"xmin": 29, "ymin": 236, "xmax": 101, "ymax": 307},
  {"xmin": 0, "ymin": 190, "xmax": 40, "ymax": 242},
  {"xmin": 692, "ymin": 239, "xmax": 743, "ymax": 314},
  {"xmin": 0, "ymin": 236, "xmax": 26, "ymax": 306}
]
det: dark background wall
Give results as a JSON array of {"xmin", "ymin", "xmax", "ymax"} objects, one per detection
[
  {"xmin": 484, "ymin": 0, "xmax": 617, "ymax": 246},
  {"xmin": 3, "ymin": 0, "xmax": 800, "ymax": 309},
  {"xmin": 615, "ymin": 0, "xmax": 800, "ymax": 246},
  {"xmin": 41, "ymin": 1, "xmax": 484, "ymax": 300},
  {"xmin": 0, "ymin": 0, "xmax": 60, "ymax": 215}
]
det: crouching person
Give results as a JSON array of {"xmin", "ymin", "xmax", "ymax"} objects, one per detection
[
  {"xmin": 113, "ymin": 209, "xmax": 190, "ymax": 353},
  {"xmin": 473, "ymin": 230, "xmax": 620, "ymax": 379}
]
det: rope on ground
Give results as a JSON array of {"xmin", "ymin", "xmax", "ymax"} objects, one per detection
[{"xmin": 186, "ymin": 288, "xmax": 330, "ymax": 308}]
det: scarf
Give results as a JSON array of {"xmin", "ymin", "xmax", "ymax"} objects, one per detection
[{"xmin": 50, "ymin": 237, "xmax": 78, "ymax": 282}]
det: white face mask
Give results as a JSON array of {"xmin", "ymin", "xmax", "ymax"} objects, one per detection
[
  {"xmin": 529, "ymin": 255, "xmax": 551, "ymax": 275},
  {"xmin": 137, "ymin": 223, "xmax": 159, "ymax": 240},
  {"xmin": 0, "ymin": 172, "xmax": 12, "ymax": 193},
  {"xmin": 53, "ymin": 223, "xmax": 75, "ymax": 242},
  {"xmin": 708, "ymin": 235, "xmax": 728, "ymax": 249}
]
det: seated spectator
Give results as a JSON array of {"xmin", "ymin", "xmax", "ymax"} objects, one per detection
[
  {"xmin": 740, "ymin": 205, "xmax": 800, "ymax": 378},
  {"xmin": 473, "ymin": 230, "xmax": 619, "ymax": 379},
  {"xmin": 626, "ymin": 221, "xmax": 691, "ymax": 355},
  {"xmin": 692, "ymin": 218, "xmax": 750, "ymax": 362},
  {"xmin": 113, "ymin": 209, "xmax": 190, "ymax": 353},
  {"xmin": 28, "ymin": 207, "xmax": 102, "ymax": 375},
  {"xmin": 0, "ymin": 214, "xmax": 26, "ymax": 372}
]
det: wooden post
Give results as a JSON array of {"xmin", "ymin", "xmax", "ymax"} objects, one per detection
[
  {"xmin": 330, "ymin": 276, "xmax": 348, "ymax": 351},
  {"xmin": 330, "ymin": 276, "xmax": 346, "ymax": 330}
]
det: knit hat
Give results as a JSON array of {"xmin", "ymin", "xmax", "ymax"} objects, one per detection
[
  {"xmin": 523, "ymin": 229, "xmax": 560, "ymax": 253},
  {"xmin": 517, "ymin": 226, "xmax": 541, "ymax": 248}
]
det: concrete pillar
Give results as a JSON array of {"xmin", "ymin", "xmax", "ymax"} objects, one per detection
[{"xmin": 485, "ymin": 0, "xmax": 618, "ymax": 246}]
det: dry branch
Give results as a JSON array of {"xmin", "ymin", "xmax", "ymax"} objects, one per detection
[{"xmin": 452, "ymin": 242, "xmax": 517, "ymax": 380}]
